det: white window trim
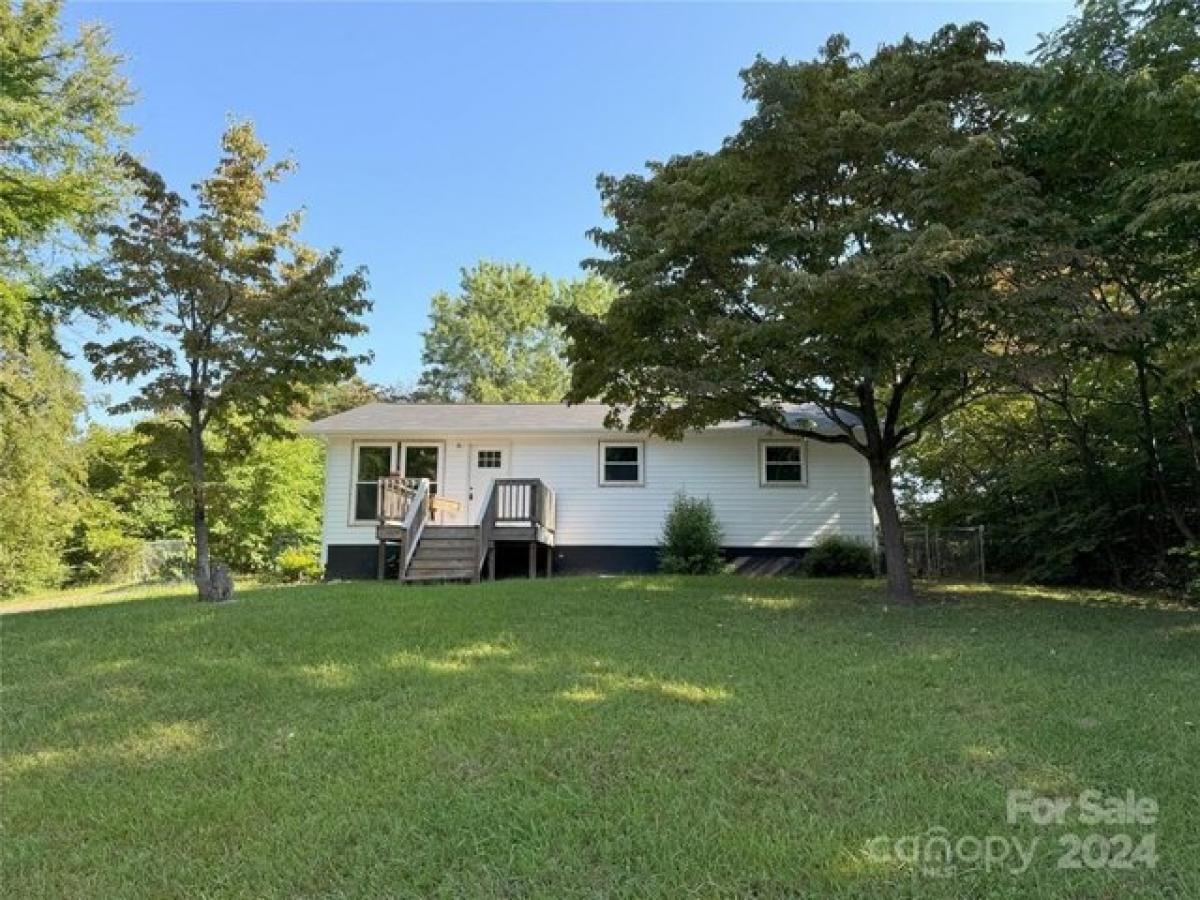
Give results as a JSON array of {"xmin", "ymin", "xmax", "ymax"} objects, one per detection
[
  {"xmin": 350, "ymin": 441, "xmax": 397, "ymax": 525},
  {"xmin": 759, "ymin": 439, "xmax": 807, "ymax": 488},
  {"xmin": 475, "ymin": 449, "xmax": 503, "ymax": 470},
  {"xmin": 598, "ymin": 440, "xmax": 645, "ymax": 487},
  {"xmin": 399, "ymin": 441, "xmax": 445, "ymax": 494}
]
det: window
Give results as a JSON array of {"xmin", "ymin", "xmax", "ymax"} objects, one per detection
[
  {"xmin": 402, "ymin": 443, "xmax": 441, "ymax": 496},
  {"xmin": 760, "ymin": 441, "xmax": 805, "ymax": 486},
  {"xmin": 353, "ymin": 443, "xmax": 394, "ymax": 521},
  {"xmin": 476, "ymin": 450, "xmax": 502, "ymax": 469},
  {"xmin": 599, "ymin": 442, "xmax": 644, "ymax": 486}
]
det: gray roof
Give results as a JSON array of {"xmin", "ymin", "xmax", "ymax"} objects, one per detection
[{"xmin": 303, "ymin": 402, "xmax": 850, "ymax": 436}]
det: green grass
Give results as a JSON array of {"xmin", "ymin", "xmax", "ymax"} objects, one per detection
[{"xmin": 2, "ymin": 576, "xmax": 1197, "ymax": 898}]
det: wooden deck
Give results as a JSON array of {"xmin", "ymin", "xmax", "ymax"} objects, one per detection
[{"xmin": 375, "ymin": 477, "xmax": 556, "ymax": 583}]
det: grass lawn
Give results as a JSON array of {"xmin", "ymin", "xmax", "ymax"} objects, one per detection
[{"xmin": 3, "ymin": 576, "xmax": 1197, "ymax": 898}]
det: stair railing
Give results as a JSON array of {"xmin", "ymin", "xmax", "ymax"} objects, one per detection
[
  {"xmin": 475, "ymin": 481, "xmax": 500, "ymax": 578},
  {"xmin": 397, "ymin": 478, "xmax": 430, "ymax": 578}
]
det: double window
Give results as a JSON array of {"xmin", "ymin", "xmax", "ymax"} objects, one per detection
[
  {"xmin": 599, "ymin": 442, "xmax": 644, "ymax": 486},
  {"xmin": 760, "ymin": 441, "xmax": 805, "ymax": 486},
  {"xmin": 352, "ymin": 442, "xmax": 442, "ymax": 522}
]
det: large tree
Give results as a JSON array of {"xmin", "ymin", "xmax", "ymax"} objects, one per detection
[
  {"xmin": 0, "ymin": 339, "xmax": 83, "ymax": 596},
  {"xmin": 1019, "ymin": 0, "xmax": 1200, "ymax": 542},
  {"xmin": 558, "ymin": 25, "xmax": 1045, "ymax": 603},
  {"xmin": 0, "ymin": 0, "xmax": 130, "ymax": 595},
  {"xmin": 1, "ymin": 0, "xmax": 131, "ymax": 336},
  {"xmin": 418, "ymin": 260, "xmax": 615, "ymax": 402},
  {"xmin": 59, "ymin": 123, "xmax": 370, "ymax": 600}
]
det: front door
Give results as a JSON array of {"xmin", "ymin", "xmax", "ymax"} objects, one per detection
[{"xmin": 468, "ymin": 444, "xmax": 510, "ymax": 523}]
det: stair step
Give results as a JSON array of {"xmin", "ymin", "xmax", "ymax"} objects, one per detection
[
  {"xmin": 422, "ymin": 527, "xmax": 477, "ymax": 540},
  {"xmin": 414, "ymin": 539, "xmax": 476, "ymax": 553},
  {"xmin": 414, "ymin": 544, "xmax": 481, "ymax": 560},
  {"xmin": 405, "ymin": 562, "xmax": 476, "ymax": 574},
  {"xmin": 409, "ymin": 557, "xmax": 477, "ymax": 572}
]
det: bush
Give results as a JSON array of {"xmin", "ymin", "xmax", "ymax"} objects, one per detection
[
  {"xmin": 1167, "ymin": 543, "xmax": 1200, "ymax": 604},
  {"xmin": 803, "ymin": 534, "xmax": 875, "ymax": 578},
  {"xmin": 68, "ymin": 516, "xmax": 145, "ymax": 584},
  {"xmin": 273, "ymin": 547, "xmax": 323, "ymax": 583},
  {"xmin": 660, "ymin": 492, "xmax": 724, "ymax": 575}
]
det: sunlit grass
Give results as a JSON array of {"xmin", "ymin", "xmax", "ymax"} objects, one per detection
[
  {"xmin": 0, "ymin": 579, "xmax": 196, "ymax": 613},
  {"xmin": 2, "ymin": 575, "xmax": 1197, "ymax": 898}
]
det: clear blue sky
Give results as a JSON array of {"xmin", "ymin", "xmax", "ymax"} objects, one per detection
[{"xmin": 64, "ymin": 1, "xmax": 1074, "ymax": 415}]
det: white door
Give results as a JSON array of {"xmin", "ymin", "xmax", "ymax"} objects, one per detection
[{"xmin": 468, "ymin": 444, "xmax": 510, "ymax": 523}]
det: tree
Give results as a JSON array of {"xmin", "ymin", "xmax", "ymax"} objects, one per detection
[
  {"xmin": 58, "ymin": 122, "xmax": 370, "ymax": 600},
  {"xmin": 557, "ymin": 25, "xmax": 1045, "ymax": 604},
  {"xmin": 418, "ymin": 261, "xmax": 615, "ymax": 402},
  {"xmin": 292, "ymin": 375, "xmax": 414, "ymax": 420},
  {"xmin": 1018, "ymin": 0, "xmax": 1200, "ymax": 542},
  {"xmin": 894, "ymin": 1, "xmax": 1200, "ymax": 591},
  {"xmin": 0, "ymin": 0, "xmax": 129, "ymax": 596},
  {"xmin": 208, "ymin": 422, "xmax": 324, "ymax": 573},
  {"xmin": 0, "ymin": 339, "xmax": 83, "ymax": 596},
  {"xmin": 1, "ymin": 0, "xmax": 131, "ymax": 336},
  {"xmin": 65, "ymin": 424, "xmax": 178, "ymax": 584}
]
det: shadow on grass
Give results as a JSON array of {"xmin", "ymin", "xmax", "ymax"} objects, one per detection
[{"xmin": 4, "ymin": 575, "xmax": 1197, "ymax": 897}]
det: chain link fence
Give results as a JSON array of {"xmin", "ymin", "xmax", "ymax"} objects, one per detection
[{"xmin": 901, "ymin": 525, "xmax": 986, "ymax": 581}]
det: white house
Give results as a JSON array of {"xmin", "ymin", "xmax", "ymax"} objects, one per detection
[{"xmin": 304, "ymin": 403, "xmax": 874, "ymax": 581}]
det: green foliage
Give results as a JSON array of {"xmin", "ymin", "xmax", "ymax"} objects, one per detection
[
  {"xmin": 659, "ymin": 492, "xmax": 724, "ymax": 575},
  {"xmin": 293, "ymin": 376, "xmax": 399, "ymax": 420},
  {"xmin": 802, "ymin": 535, "xmax": 874, "ymax": 578},
  {"xmin": 60, "ymin": 123, "xmax": 372, "ymax": 427},
  {"xmin": 65, "ymin": 425, "xmax": 180, "ymax": 584},
  {"xmin": 273, "ymin": 546, "xmax": 323, "ymax": 583},
  {"xmin": 210, "ymin": 428, "xmax": 324, "ymax": 573},
  {"xmin": 1167, "ymin": 545, "xmax": 1200, "ymax": 603},
  {"xmin": 0, "ymin": 333, "xmax": 84, "ymax": 596},
  {"xmin": 558, "ymin": 24, "xmax": 1045, "ymax": 603},
  {"xmin": 0, "ymin": 0, "xmax": 129, "ymax": 596},
  {"xmin": 68, "ymin": 500, "xmax": 142, "ymax": 584},
  {"xmin": 56, "ymin": 122, "xmax": 371, "ymax": 599},
  {"xmin": 0, "ymin": 0, "xmax": 131, "ymax": 337},
  {"xmin": 106, "ymin": 415, "xmax": 325, "ymax": 578},
  {"xmin": 1016, "ymin": 0, "xmax": 1200, "ymax": 543},
  {"xmin": 901, "ymin": 0, "xmax": 1200, "ymax": 590},
  {"xmin": 418, "ymin": 261, "xmax": 616, "ymax": 402}
]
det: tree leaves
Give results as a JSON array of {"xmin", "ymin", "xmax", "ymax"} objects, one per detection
[{"xmin": 417, "ymin": 261, "xmax": 616, "ymax": 403}]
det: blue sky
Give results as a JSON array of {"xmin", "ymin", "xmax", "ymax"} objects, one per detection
[{"xmin": 64, "ymin": 1, "xmax": 1074, "ymax": 416}]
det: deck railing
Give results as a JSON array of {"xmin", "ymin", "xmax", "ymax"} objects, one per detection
[
  {"xmin": 476, "ymin": 478, "xmax": 556, "ymax": 576},
  {"xmin": 378, "ymin": 475, "xmax": 422, "ymax": 523},
  {"xmin": 377, "ymin": 476, "xmax": 430, "ymax": 578}
]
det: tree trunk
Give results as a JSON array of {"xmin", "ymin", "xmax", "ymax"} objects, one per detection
[
  {"xmin": 1174, "ymin": 399, "xmax": 1200, "ymax": 500},
  {"xmin": 1134, "ymin": 355, "xmax": 1195, "ymax": 542},
  {"xmin": 868, "ymin": 454, "xmax": 916, "ymax": 605},
  {"xmin": 188, "ymin": 408, "xmax": 215, "ymax": 601}
]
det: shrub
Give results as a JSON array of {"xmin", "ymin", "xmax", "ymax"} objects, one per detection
[
  {"xmin": 803, "ymin": 534, "xmax": 875, "ymax": 578},
  {"xmin": 1167, "ymin": 543, "xmax": 1200, "ymax": 604},
  {"xmin": 274, "ymin": 546, "xmax": 323, "ymax": 583},
  {"xmin": 68, "ymin": 516, "xmax": 144, "ymax": 584},
  {"xmin": 660, "ymin": 492, "xmax": 724, "ymax": 575}
]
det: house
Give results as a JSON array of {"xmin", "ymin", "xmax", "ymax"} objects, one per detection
[{"xmin": 303, "ymin": 403, "xmax": 874, "ymax": 582}]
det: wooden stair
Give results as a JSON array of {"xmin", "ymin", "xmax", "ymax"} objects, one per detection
[{"xmin": 403, "ymin": 526, "xmax": 478, "ymax": 582}]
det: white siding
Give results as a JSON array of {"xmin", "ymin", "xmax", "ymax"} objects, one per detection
[{"xmin": 322, "ymin": 430, "xmax": 872, "ymax": 550}]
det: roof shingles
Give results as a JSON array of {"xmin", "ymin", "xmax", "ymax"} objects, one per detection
[{"xmin": 303, "ymin": 402, "xmax": 846, "ymax": 435}]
